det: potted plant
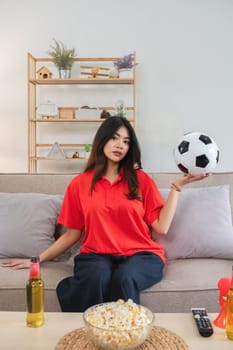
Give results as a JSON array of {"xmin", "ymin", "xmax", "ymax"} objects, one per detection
[
  {"xmin": 115, "ymin": 100, "xmax": 127, "ymax": 118},
  {"xmin": 114, "ymin": 53, "xmax": 134, "ymax": 78},
  {"xmin": 84, "ymin": 144, "xmax": 91, "ymax": 158},
  {"xmin": 47, "ymin": 39, "xmax": 77, "ymax": 78}
]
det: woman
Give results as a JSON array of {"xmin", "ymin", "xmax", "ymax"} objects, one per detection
[{"xmin": 2, "ymin": 116, "xmax": 208, "ymax": 311}]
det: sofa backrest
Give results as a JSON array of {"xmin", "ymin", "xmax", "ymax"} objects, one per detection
[{"xmin": 0, "ymin": 172, "xmax": 233, "ymax": 218}]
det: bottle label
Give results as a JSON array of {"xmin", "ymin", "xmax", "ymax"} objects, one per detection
[{"xmin": 27, "ymin": 280, "xmax": 44, "ymax": 313}]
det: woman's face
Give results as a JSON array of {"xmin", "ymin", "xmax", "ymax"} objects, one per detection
[{"xmin": 103, "ymin": 126, "xmax": 130, "ymax": 163}]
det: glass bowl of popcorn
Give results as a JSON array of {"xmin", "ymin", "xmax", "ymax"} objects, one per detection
[{"xmin": 83, "ymin": 299, "xmax": 154, "ymax": 350}]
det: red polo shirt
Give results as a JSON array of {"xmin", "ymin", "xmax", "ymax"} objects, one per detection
[{"xmin": 58, "ymin": 169, "xmax": 166, "ymax": 262}]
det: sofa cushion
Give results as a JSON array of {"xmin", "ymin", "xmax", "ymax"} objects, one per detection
[
  {"xmin": 141, "ymin": 258, "xmax": 233, "ymax": 312},
  {"xmin": 154, "ymin": 185, "xmax": 233, "ymax": 259},
  {"xmin": 0, "ymin": 193, "xmax": 63, "ymax": 258}
]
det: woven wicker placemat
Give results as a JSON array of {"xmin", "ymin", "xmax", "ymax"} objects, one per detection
[{"xmin": 54, "ymin": 325, "xmax": 189, "ymax": 350}]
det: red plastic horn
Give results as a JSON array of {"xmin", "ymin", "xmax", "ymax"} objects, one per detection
[{"xmin": 214, "ymin": 277, "xmax": 231, "ymax": 328}]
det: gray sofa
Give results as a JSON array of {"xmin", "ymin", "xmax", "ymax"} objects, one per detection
[{"xmin": 0, "ymin": 172, "xmax": 233, "ymax": 313}]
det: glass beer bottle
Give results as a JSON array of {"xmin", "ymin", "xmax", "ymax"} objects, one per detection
[
  {"xmin": 26, "ymin": 256, "xmax": 44, "ymax": 327},
  {"xmin": 226, "ymin": 265, "xmax": 233, "ymax": 340}
]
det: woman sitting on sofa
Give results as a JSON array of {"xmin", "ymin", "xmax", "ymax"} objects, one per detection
[{"xmin": 2, "ymin": 116, "xmax": 209, "ymax": 312}]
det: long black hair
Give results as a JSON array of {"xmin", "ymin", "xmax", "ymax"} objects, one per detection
[{"xmin": 84, "ymin": 116, "xmax": 142, "ymax": 199}]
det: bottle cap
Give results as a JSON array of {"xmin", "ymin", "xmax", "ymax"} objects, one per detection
[
  {"xmin": 30, "ymin": 256, "xmax": 40, "ymax": 278},
  {"xmin": 30, "ymin": 256, "xmax": 40, "ymax": 263}
]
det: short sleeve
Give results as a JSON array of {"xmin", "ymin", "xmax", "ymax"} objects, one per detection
[
  {"xmin": 58, "ymin": 177, "xmax": 85, "ymax": 230},
  {"xmin": 138, "ymin": 171, "xmax": 165, "ymax": 225}
]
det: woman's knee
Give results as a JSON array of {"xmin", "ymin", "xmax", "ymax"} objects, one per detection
[
  {"xmin": 112, "ymin": 269, "xmax": 136, "ymax": 287},
  {"xmin": 91, "ymin": 268, "xmax": 112, "ymax": 284}
]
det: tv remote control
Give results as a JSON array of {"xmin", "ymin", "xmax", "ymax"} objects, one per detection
[{"xmin": 191, "ymin": 308, "xmax": 214, "ymax": 337}]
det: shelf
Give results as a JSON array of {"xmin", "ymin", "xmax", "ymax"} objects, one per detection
[
  {"xmin": 30, "ymin": 117, "xmax": 134, "ymax": 123},
  {"xmin": 36, "ymin": 143, "xmax": 85, "ymax": 147},
  {"xmin": 29, "ymin": 157, "xmax": 87, "ymax": 161},
  {"xmin": 34, "ymin": 56, "xmax": 128, "ymax": 63},
  {"xmin": 29, "ymin": 78, "xmax": 134, "ymax": 85}
]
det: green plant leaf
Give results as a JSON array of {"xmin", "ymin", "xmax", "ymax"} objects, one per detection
[{"xmin": 47, "ymin": 39, "xmax": 77, "ymax": 69}]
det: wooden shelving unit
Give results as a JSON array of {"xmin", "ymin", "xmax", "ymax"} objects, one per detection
[{"xmin": 27, "ymin": 53, "xmax": 137, "ymax": 173}]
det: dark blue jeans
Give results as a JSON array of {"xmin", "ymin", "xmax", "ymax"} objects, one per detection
[{"xmin": 56, "ymin": 252, "xmax": 164, "ymax": 312}]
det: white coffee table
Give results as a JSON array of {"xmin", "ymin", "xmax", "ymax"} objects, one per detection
[{"xmin": 0, "ymin": 312, "xmax": 232, "ymax": 350}]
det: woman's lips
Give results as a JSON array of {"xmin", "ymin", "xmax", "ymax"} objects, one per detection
[{"xmin": 113, "ymin": 151, "xmax": 122, "ymax": 157}]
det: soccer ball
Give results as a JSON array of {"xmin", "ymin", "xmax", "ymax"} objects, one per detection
[{"xmin": 174, "ymin": 132, "xmax": 219, "ymax": 175}]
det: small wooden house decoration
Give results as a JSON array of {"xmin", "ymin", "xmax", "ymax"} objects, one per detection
[{"xmin": 37, "ymin": 66, "xmax": 53, "ymax": 79}]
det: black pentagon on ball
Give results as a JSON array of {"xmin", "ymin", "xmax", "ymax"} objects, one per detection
[
  {"xmin": 199, "ymin": 134, "xmax": 212, "ymax": 145},
  {"xmin": 196, "ymin": 154, "xmax": 209, "ymax": 168},
  {"xmin": 177, "ymin": 164, "xmax": 189, "ymax": 173},
  {"xmin": 178, "ymin": 141, "xmax": 190, "ymax": 154}
]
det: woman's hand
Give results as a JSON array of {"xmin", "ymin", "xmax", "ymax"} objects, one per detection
[
  {"xmin": 1, "ymin": 259, "xmax": 30, "ymax": 269},
  {"xmin": 172, "ymin": 173, "xmax": 211, "ymax": 191}
]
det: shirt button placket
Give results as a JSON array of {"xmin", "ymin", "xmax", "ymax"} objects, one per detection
[{"xmin": 106, "ymin": 182, "xmax": 115, "ymax": 209}]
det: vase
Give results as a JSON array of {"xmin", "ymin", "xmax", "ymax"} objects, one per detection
[
  {"xmin": 85, "ymin": 151, "xmax": 90, "ymax": 159},
  {"xmin": 119, "ymin": 69, "xmax": 133, "ymax": 78},
  {"xmin": 59, "ymin": 69, "xmax": 71, "ymax": 79}
]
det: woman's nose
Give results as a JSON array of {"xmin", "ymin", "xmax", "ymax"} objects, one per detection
[{"xmin": 116, "ymin": 139, "xmax": 124, "ymax": 148}]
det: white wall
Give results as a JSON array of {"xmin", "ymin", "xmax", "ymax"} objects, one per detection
[{"xmin": 0, "ymin": 0, "xmax": 233, "ymax": 173}]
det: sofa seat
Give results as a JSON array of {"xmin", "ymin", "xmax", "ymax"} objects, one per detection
[
  {"xmin": 142, "ymin": 258, "xmax": 233, "ymax": 312},
  {"xmin": 1, "ymin": 257, "xmax": 232, "ymax": 313}
]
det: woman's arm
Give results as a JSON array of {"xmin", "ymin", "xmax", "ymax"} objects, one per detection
[
  {"xmin": 151, "ymin": 173, "xmax": 210, "ymax": 234},
  {"xmin": 1, "ymin": 229, "xmax": 82, "ymax": 269}
]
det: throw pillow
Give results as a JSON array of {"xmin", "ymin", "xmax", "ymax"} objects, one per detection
[
  {"xmin": 0, "ymin": 193, "xmax": 63, "ymax": 258},
  {"xmin": 153, "ymin": 185, "xmax": 233, "ymax": 259}
]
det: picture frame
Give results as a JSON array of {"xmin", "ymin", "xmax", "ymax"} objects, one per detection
[{"xmin": 37, "ymin": 102, "xmax": 58, "ymax": 117}]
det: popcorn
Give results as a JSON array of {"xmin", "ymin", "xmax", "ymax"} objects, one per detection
[{"xmin": 84, "ymin": 299, "xmax": 154, "ymax": 350}]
